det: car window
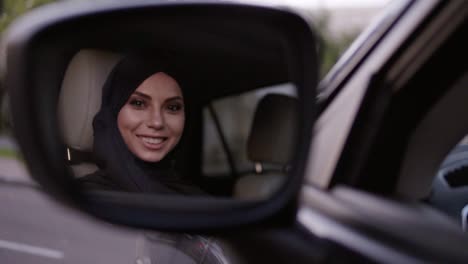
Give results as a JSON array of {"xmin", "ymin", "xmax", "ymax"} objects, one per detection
[{"xmin": 202, "ymin": 83, "xmax": 296, "ymax": 177}]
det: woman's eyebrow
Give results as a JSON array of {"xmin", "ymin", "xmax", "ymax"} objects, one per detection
[
  {"xmin": 166, "ymin": 96, "xmax": 184, "ymax": 102},
  {"xmin": 132, "ymin": 91, "xmax": 151, "ymax": 99}
]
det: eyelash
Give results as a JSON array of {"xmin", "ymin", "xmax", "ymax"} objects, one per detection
[
  {"xmin": 128, "ymin": 98, "xmax": 183, "ymax": 113},
  {"xmin": 129, "ymin": 99, "xmax": 146, "ymax": 108},
  {"xmin": 166, "ymin": 103, "xmax": 183, "ymax": 113}
]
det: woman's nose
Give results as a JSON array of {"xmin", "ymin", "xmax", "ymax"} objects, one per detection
[{"xmin": 147, "ymin": 109, "xmax": 164, "ymax": 129}]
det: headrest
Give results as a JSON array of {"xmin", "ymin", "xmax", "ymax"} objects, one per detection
[
  {"xmin": 247, "ymin": 94, "xmax": 298, "ymax": 164},
  {"xmin": 58, "ymin": 49, "xmax": 122, "ymax": 152}
]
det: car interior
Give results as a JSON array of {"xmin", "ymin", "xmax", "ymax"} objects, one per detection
[
  {"xmin": 427, "ymin": 72, "xmax": 468, "ymax": 229},
  {"xmin": 321, "ymin": 12, "xmax": 468, "ymax": 232},
  {"xmin": 391, "ymin": 68, "xmax": 468, "ymax": 230},
  {"xmin": 431, "ymin": 137, "xmax": 468, "ymax": 230},
  {"xmin": 57, "ymin": 49, "xmax": 299, "ymax": 200}
]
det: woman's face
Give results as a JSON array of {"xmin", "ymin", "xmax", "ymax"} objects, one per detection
[{"xmin": 117, "ymin": 72, "xmax": 185, "ymax": 163}]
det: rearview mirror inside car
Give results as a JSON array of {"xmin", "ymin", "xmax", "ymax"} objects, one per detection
[{"xmin": 5, "ymin": 1, "xmax": 318, "ymax": 231}]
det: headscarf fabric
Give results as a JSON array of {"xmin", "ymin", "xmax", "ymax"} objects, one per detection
[{"xmin": 89, "ymin": 53, "xmax": 204, "ymax": 195}]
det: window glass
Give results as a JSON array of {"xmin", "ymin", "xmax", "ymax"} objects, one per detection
[{"xmin": 202, "ymin": 83, "xmax": 296, "ymax": 177}]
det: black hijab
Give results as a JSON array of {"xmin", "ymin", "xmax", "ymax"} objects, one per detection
[{"xmin": 81, "ymin": 53, "xmax": 204, "ymax": 195}]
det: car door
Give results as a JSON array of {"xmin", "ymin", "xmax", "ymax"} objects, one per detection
[{"xmin": 299, "ymin": 0, "xmax": 468, "ymax": 262}]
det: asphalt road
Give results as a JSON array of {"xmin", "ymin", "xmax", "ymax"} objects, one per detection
[
  {"xmin": 0, "ymin": 136, "xmax": 141, "ymax": 263},
  {"xmin": 0, "ymin": 177, "xmax": 141, "ymax": 263}
]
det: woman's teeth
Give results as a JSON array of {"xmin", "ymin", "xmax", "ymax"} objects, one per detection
[{"xmin": 141, "ymin": 136, "xmax": 165, "ymax": 144}]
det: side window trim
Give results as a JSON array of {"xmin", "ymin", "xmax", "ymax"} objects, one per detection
[{"xmin": 207, "ymin": 104, "xmax": 238, "ymax": 178}]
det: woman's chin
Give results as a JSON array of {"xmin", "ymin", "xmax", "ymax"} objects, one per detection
[{"xmin": 135, "ymin": 151, "xmax": 166, "ymax": 163}]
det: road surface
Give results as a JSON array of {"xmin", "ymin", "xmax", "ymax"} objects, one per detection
[
  {"xmin": 0, "ymin": 136, "xmax": 140, "ymax": 263},
  {"xmin": 0, "ymin": 183, "xmax": 139, "ymax": 263}
]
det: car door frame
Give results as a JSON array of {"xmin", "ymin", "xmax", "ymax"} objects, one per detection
[{"xmin": 295, "ymin": 0, "xmax": 468, "ymax": 263}]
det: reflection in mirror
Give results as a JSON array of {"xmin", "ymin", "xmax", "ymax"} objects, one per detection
[
  {"xmin": 203, "ymin": 86, "xmax": 298, "ymax": 199},
  {"xmin": 58, "ymin": 49, "xmax": 299, "ymax": 200}
]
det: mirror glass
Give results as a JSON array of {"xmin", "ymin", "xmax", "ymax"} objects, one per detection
[
  {"xmin": 5, "ymin": 1, "xmax": 317, "ymax": 228},
  {"xmin": 58, "ymin": 48, "xmax": 299, "ymax": 201}
]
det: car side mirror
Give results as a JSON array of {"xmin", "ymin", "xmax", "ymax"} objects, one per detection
[{"xmin": 4, "ymin": 1, "xmax": 319, "ymax": 231}]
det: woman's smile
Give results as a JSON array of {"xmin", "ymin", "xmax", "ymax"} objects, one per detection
[
  {"xmin": 139, "ymin": 136, "xmax": 166, "ymax": 145},
  {"xmin": 138, "ymin": 135, "xmax": 168, "ymax": 150},
  {"xmin": 117, "ymin": 72, "xmax": 185, "ymax": 162}
]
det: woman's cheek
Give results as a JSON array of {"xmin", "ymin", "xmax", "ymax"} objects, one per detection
[
  {"xmin": 129, "ymin": 110, "xmax": 147, "ymax": 126},
  {"xmin": 167, "ymin": 113, "xmax": 185, "ymax": 137},
  {"xmin": 118, "ymin": 107, "xmax": 146, "ymax": 131}
]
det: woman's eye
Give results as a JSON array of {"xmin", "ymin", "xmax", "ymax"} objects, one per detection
[
  {"xmin": 129, "ymin": 99, "xmax": 145, "ymax": 108},
  {"xmin": 166, "ymin": 104, "xmax": 183, "ymax": 112}
]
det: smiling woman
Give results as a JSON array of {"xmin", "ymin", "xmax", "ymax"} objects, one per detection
[
  {"xmin": 118, "ymin": 72, "xmax": 185, "ymax": 163},
  {"xmin": 78, "ymin": 54, "xmax": 205, "ymax": 195}
]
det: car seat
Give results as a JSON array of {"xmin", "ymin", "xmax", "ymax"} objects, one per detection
[
  {"xmin": 234, "ymin": 93, "xmax": 298, "ymax": 200},
  {"xmin": 58, "ymin": 49, "xmax": 122, "ymax": 177}
]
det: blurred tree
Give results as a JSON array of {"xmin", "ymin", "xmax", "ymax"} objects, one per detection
[
  {"xmin": 0, "ymin": 0, "xmax": 56, "ymax": 32},
  {"xmin": 0, "ymin": 0, "xmax": 57, "ymax": 132},
  {"xmin": 307, "ymin": 10, "xmax": 360, "ymax": 78}
]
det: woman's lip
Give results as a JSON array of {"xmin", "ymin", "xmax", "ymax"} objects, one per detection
[{"xmin": 137, "ymin": 135, "xmax": 167, "ymax": 150}]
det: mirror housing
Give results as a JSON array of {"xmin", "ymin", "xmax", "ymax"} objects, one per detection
[{"xmin": 5, "ymin": 1, "xmax": 318, "ymax": 231}]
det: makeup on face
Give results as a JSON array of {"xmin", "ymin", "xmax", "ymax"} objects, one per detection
[{"xmin": 117, "ymin": 72, "xmax": 185, "ymax": 162}]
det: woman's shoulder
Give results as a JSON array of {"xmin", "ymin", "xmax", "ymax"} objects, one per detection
[
  {"xmin": 76, "ymin": 170, "xmax": 124, "ymax": 191},
  {"xmin": 76, "ymin": 169, "xmax": 208, "ymax": 195}
]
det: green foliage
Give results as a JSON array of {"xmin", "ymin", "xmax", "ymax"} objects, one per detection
[
  {"xmin": 0, "ymin": 0, "xmax": 57, "ymax": 133},
  {"xmin": 0, "ymin": 0, "xmax": 57, "ymax": 32},
  {"xmin": 320, "ymin": 33, "xmax": 359, "ymax": 78},
  {"xmin": 309, "ymin": 10, "xmax": 360, "ymax": 78},
  {"xmin": 0, "ymin": 148, "xmax": 19, "ymax": 159}
]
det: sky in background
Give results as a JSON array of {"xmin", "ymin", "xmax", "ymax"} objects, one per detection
[{"xmin": 238, "ymin": 0, "xmax": 392, "ymax": 8}]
